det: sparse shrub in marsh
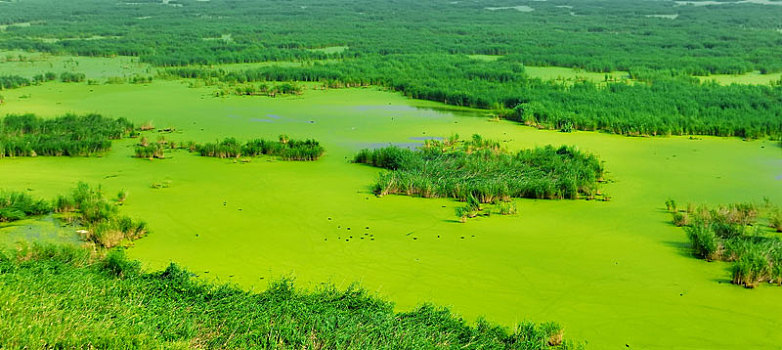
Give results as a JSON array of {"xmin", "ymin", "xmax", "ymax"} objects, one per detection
[
  {"xmin": 497, "ymin": 201, "xmax": 517, "ymax": 215},
  {"xmin": 139, "ymin": 121, "xmax": 155, "ymax": 131},
  {"xmin": 134, "ymin": 143, "xmax": 165, "ymax": 159},
  {"xmin": 59, "ymin": 72, "xmax": 86, "ymax": 83},
  {"xmin": 673, "ymin": 200, "xmax": 782, "ymax": 288},
  {"xmin": 672, "ymin": 212, "xmax": 690, "ymax": 227},
  {"xmin": 665, "ymin": 199, "xmax": 677, "ymax": 213},
  {"xmin": 116, "ymin": 190, "xmax": 127, "ymax": 205},
  {"xmin": 684, "ymin": 222, "xmax": 719, "ymax": 260}
]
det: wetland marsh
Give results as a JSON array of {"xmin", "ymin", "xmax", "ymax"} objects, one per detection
[
  {"xmin": 1, "ymin": 0, "xmax": 781, "ymax": 348},
  {"xmin": 1, "ymin": 77, "xmax": 779, "ymax": 349}
]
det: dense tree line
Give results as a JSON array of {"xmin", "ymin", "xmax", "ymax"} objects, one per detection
[
  {"xmin": 0, "ymin": 245, "xmax": 579, "ymax": 349},
  {"xmin": 669, "ymin": 200, "xmax": 782, "ymax": 288},
  {"xmin": 0, "ymin": 0, "xmax": 781, "ymax": 74},
  {"xmin": 0, "ymin": 114, "xmax": 135, "ymax": 158},
  {"xmin": 354, "ymin": 134, "xmax": 604, "ymax": 203},
  {"xmin": 195, "ymin": 135, "xmax": 324, "ymax": 161}
]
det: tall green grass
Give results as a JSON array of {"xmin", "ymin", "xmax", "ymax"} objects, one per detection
[
  {"xmin": 0, "ymin": 244, "xmax": 581, "ymax": 349},
  {"xmin": 0, "ymin": 183, "xmax": 146, "ymax": 249},
  {"xmin": 354, "ymin": 134, "xmax": 604, "ymax": 203},
  {"xmin": 0, "ymin": 114, "xmax": 135, "ymax": 158},
  {"xmin": 0, "ymin": 191, "xmax": 50, "ymax": 222},
  {"xmin": 195, "ymin": 135, "xmax": 324, "ymax": 161},
  {"xmin": 671, "ymin": 201, "xmax": 782, "ymax": 288}
]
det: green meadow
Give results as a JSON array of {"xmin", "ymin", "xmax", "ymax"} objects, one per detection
[{"xmin": 1, "ymin": 53, "xmax": 780, "ymax": 348}]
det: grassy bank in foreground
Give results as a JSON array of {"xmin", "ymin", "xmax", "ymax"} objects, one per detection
[{"xmin": 0, "ymin": 244, "xmax": 581, "ymax": 350}]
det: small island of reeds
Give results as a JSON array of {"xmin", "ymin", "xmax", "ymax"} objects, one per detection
[
  {"xmin": 0, "ymin": 114, "xmax": 135, "ymax": 158},
  {"xmin": 354, "ymin": 134, "xmax": 605, "ymax": 203},
  {"xmin": 668, "ymin": 200, "xmax": 782, "ymax": 288}
]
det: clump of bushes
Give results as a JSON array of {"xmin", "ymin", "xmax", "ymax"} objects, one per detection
[
  {"xmin": 0, "ymin": 113, "xmax": 135, "ymax": 158},
  {"xmin": 0, "ymin": 191, "xmax": 51, "ymax": 222},
  {"xmin": 0, "ymin": 75, "xmax": 31, "ymax": 90},
  {"xmin": 219, "ymin": 82, "xmax": 304, "ymax": 97},
  {"xmin": 670, "ymin": 200, "xmax": 782, "ymax": 288},
  {"xmin": 59, "ymin": 183, "xmax": 148, "ymax": 249},
  {"xmin": 133, "ymin": 136, "xmax": 171, "ymax": 159},
  {"xmin": 59, "ymin": 72, "xmax": 86, "ymax": 83},
  {"xmin": 194, "ymin": 135, "xmax": 324, "ymax": 161},
  {"xmin": 0, "ymin": 183, "xmax": 146, "ymax": 249},
  {"xmin": 354, "ymin": 134, "xmax": 604, "ymax": 203},
  {"xmin": 0, "ymin": 244, "xmax": 582, "ymax": 349}
]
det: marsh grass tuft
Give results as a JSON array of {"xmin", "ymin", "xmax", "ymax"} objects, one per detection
[
  {"xmin": 0, "ymin": 114, "xmax": 134, "ymax": 158},
  {"xmin": 194, "ymin": 135, "xmax": 324, "ymax": 161},
  {"xmin": 671, "ymin": 200, "xmax": 782, "ymax": 288},
  {"xmin": 1, "ymin": 184, "xmax": 146, "ymax": 249},
  {"xmin": 354, "ymin": 134, "xmax": 603, "ymax": 203}
]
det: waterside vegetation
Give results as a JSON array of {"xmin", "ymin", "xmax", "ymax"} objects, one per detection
[
  {"xmin": 0, "ymin": 244, "xmax": 580, "ymax": 349},
  {"xmin": 354, "ymin": 134, "xmax": 604, "ymax": 204},
  {"xmin": 670, "ymin": 200, "xmax": 782, "ymax": 288}
]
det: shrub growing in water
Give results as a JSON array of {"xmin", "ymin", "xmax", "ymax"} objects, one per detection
[
  {"xmin": 671, "ymin": 200, "xmax": 782, "ymax": 288},
  {"xmin": 194, "ymin": 135, "xmax": 324, "ymax": 161},
  {"xmin": 354, "ymin": 134, "xmax": 603, "ymax": 202}
]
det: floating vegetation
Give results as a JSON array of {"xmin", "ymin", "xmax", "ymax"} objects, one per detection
[{"xmin": 354, "ymin": 134, "xmax": 604, "ymax": 203}]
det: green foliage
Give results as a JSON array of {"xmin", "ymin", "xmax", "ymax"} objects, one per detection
[
  {"xmin": 1, "ymin": 0, "xmax": 780, "ymax": 75},
  {"xmin": 59, "ymin": 72, "xmax": 86, "ymax": 83},
  {"xmin": 0, "ymin": 75, "xmax": 30, "ymax": 89},
  {"xmin": 672, "ymin": 201, "xmax": 782, "ymax": 288},
  {"xmin": 0, "ymin": 113, "xmax": 135, "ymax": 158},
  {"xmin": 355, "ymin": 135, "xmax": 604, "ymax": 202},
  {"xmin": 0, "ymin": 183, "xmax": 146, "ymax": 249},
  {"xmin": 68, "ymin": 182, "xmax": 148, "ymax": 248},
  {"xmin": 684, "ymin": 222, "xmax": 719, "ymax": 260},
  {"xmin": 195, "ymin": 136, "xmax": 324, "ymax": 161},
  {"xmin": 171, "ymin": 57, "xmax": 782, "ymax": 138},
  {"xmin": 0, "ymin": 244, "xmax": 581, "ymax": 349},
  {"xmin": 0, "ymin": 191, "xmax": 50, "ymax": 222}
]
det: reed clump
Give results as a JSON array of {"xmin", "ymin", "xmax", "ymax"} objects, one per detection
[
  {"xmin": 354, "ymin": 134, "xmax": 604, "ymax": 203},
  {"xmin": 0, "ymin": 114, "xmax": 135, "ymax": 158},
  {"xmin": 670, "ymin": 200, "xmax": 782, "ymax": 288},
  {"xmin": 194, "ymin": 135, "xmax": 324, "ymax": 161},
  {"xmin": 0, "ymin": 191, "xmax": 51, "ymax": 222},
  {"xmin": 0, "ymin": 183, "xmax": 146, "ymax": 249}
]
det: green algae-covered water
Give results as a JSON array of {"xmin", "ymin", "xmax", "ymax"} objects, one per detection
[{"xmin": 1, "ymin": 79, "xmax": 781, "ymax": 349}]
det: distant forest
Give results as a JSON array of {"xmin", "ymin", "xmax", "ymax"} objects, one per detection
[{"xmin": 0, "ymin": 0, "xmax": 781, "ymax": 138}]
